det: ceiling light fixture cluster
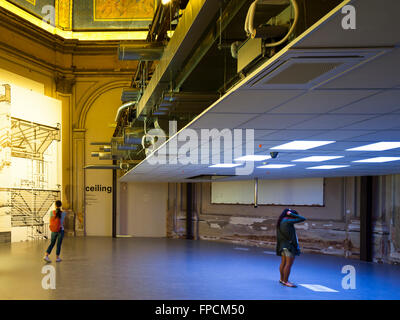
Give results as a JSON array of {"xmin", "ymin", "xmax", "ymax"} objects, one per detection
[{"xmin": 207, "ymin": 141, "xmax": 400, "ymax": 170}]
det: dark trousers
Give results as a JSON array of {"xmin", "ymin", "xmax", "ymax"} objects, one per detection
[{"xmin": 46, "ymin": 230, "xmax": 64, "ymax": 256}]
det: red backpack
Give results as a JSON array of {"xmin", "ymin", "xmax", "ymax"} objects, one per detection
[{"xmin": 49, "ymin": 210, "xmax": 61, "ymax": 232}]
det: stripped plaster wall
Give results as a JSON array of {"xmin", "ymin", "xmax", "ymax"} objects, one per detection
[{"xmin": 167, "ymin": 175, "xmax": 400, "ymax": 264}]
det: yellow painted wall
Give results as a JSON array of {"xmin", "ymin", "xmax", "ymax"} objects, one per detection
[{"xmin": 84, "ymin": 87, "xmax": 122, "ymax": 236}]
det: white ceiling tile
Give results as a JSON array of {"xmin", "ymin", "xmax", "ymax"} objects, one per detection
[
  {"xmin": 254, "ymin": 130, "xmax": 277, "ymax": 139},
  {"xmin": 238, "ymin": 114, "xmax": 314, "ymax": 129},
  {"xmin": 321, "ymin": 49, "xmax": 400, "ymax": 89},
  {"xmin": 269, "ymin": 90, "xmax": 377, "ymax": 114},
  {"xmin": 190, "ymin": 113, "xmax": 256, "ymax": 129},
  {"xmin": 209, "ymin": 90, "xmax": 305, "ymax": 114},
  {"xmin": 350, "ymin": 131, "xmax": 400, "ymax": 141},
  {"xmin": 261, "ymin": 130, "xmax": 326, "ymax": 140},
  {"xmin": 309, "ymin": 130, "xmax": 375, "ymax": 141},
  {"xmin": 290, "ymin": 114, "xmax": 375, "ymax": 130},
  {"xmin": 332, "ymin": 90, "xmax": 400, "ymax": 114},
  {"xmin": 293, "ymin": 0, "xmax": 400, "ymax": 48},
  {"xmin": 341, "ymin": 115, "xmax": 400, "ymax": 130}
]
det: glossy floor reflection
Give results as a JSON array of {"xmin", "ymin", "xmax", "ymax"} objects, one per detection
[{"xmin": 1, "ymin": 237, "xmax": 399, "ymax": 300}]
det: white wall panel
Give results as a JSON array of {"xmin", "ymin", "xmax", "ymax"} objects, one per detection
[{"xmin": 212, "ymin": 178, "xmax": 324, "ymax": 206}]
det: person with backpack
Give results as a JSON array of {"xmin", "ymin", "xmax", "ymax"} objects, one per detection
[
  {"xmin": 43, "ymin": 200, "xmax": 66, "ymax": 263},
  {"xmin": 276, "ymin": 208, "xmax": 306, "ymax": 288}
]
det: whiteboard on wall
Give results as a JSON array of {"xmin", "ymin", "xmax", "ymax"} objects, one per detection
[{"xmin": 211, "ymin": 178, "xmax": 324, "ymax": 206}]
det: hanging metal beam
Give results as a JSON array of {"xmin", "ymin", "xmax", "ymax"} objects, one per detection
[
  {"xmin": 135, "ymin": 0, "xmax": 222, "ymax": 117},
  {"xmin": 174, "ymin": 0, "xmax": 249, "ymax": 91}
]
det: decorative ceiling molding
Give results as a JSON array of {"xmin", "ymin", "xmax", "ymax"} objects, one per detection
[
  {"xmin": 55, "ymin": 0, "xmax": 72, "ymax": 31},
  {"xmin": 0, "ymin": 0, "xmax": 148, "ymax": 40}
]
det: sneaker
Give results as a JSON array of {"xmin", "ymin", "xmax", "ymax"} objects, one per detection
[
  {"xmin": 283, "ymin": 282, "xmax": 297, "ymax": 288},
  {"xmin": 56, "ymin": 257, "xmax": 62, "ymax": 262},
  {"xmin": 43, "ymin": 256, "xmax": 51, "ymax": 263}
]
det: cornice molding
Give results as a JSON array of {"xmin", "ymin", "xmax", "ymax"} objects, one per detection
[
  {"xmin": 0, "ymin": 12, "xmax": 140, "ymax": 76},
  {"xmin": 0, "ymin": 84, "xmax": 11, "ymax": 103},
  {"xmin": 0, "ymin": 1, "xmax": 148, "ymax": 41}
]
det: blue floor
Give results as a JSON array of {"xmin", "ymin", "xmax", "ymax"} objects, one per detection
[{"xmin": 0, "ymin": 237, "xmax": 399, "ymax": 300}]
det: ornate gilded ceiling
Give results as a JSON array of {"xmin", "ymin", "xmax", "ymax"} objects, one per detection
[{"xmin": 1, "ymin": 0, "xmax": 158, "ymax": 40}]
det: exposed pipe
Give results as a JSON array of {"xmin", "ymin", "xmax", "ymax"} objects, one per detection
[
  {"xmin": 254, "ymin": 177, "xmax": 259, "ymax": 208},
  {"xmin": 115, "ymin": 101, "xmax": 136, "ymax": 123},
  {"xmin": 245, "ymin": 0, "xmax": 299, "ymax": 47},
  {"xmin": 264, "ymin": 0, "xmax": 299, "ymax": 47},
  {"xmin": 118, "ymin": 45, "xmax": 164, "ymax": 61},
  {"xmin": 245, "ymin": 0, "xmax": 258, "ymax": 36}
]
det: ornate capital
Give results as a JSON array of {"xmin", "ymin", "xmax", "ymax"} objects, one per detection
[
  {"xmin": 55, "ymin": 75, "xmax": 75, "ymax": 94},
  {"xmin": 0, "ymin": 84, "xmax": 11, "ymax": 103}
]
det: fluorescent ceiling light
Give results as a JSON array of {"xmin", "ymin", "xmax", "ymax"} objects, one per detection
[
  {"xmin": 270, "ymin": 141, "xmax": 335, "ymax": 150},
  {"xmin": 347, "ymin": 142, "xmax": 400, "ymax": 151},
  {"xmin": 235, "ymin": 155, "xmax": 271, "ymax": 161},
  {"xmin": 293, "ymin": 156, "xmax": 344, "ymax": 162},
  {"xmin": 353, "ymin": 157, "xmax": 400, "ymax": 163},
  {"xmin": 209, "ymin": 163, "xmax": 243, "ymax": 168},
  {"xmin": 257, "ymin": 164, "xmax": 295, "ymax": 169},
  {"xmin": 307, "ymin": 165, "xmax": 350, "ymax": 170}
]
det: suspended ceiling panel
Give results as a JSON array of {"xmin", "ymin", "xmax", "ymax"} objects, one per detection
[
  {"xmin": 293, "ymin": 0, "xmax": 400, "ymax": 48},
  {"xmin": 121, "ymin": 0, "xmax": 400, "ymax": 182}
]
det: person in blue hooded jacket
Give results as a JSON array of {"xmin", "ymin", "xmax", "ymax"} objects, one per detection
[{"xmin": 276, "ymin": 208, "xmax": 306, "ymax": 288}]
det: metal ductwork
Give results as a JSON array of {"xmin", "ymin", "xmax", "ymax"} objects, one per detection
[
  {"xmin": 121, "ymin": 88, "xmax": 141, "ymax": 103},
  {"xmin": 91, "ymin": 152, "xmax": 112, "ymax": 160},
  {"xmin": 238, "ymin": 0, "xmax": 342, "ymax": 72},
  {"xmin": 115, "ymin": 101, "xmax": 136, "ymax": 123},
  {"xmin": 118, "ymin": 43, "xmax": 165, "ymax": 61}
]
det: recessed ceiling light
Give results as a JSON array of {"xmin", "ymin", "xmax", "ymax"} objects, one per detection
[
  {"xmin": 257, "ymin": 164, "xmax": 295, "ymax": 169},
  {"xmin": 234, "ymin": 155, "xmax": 271, "ymax": 161},
  {"xmin": 293, "ymin": 156, "xmax": 344, "ymax": 162},
  {"xmin": 307, "ymin": 165, "xmax": 350, "ymax": 170},
  {"xmin": 270, "ymin": 141, "xmax": 335, "ymax": 150},
  {"xmin": 209, "ymin": 163, "xmax": 243, "ymax": 168},
  {"xmin": 347, "ymin": 142, "xmax": 400, "ymax": 151},
  {"xmin": 353, "ymin": 157, "xmax": 400, "ymax": 163}
]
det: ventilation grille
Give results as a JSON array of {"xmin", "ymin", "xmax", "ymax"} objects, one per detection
[
  {"xmin": 263, "ymin": 62, "xmax": 342, "ymax": 85},
  {"xmin": 247, "ymin": 49, "xmax": 385, "ymax": 90}
]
